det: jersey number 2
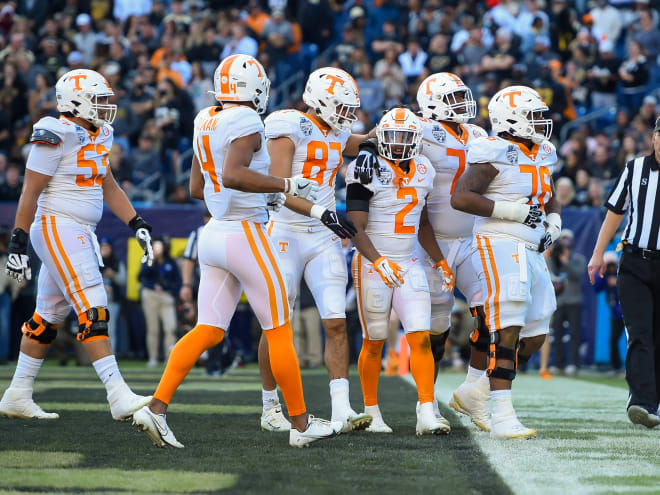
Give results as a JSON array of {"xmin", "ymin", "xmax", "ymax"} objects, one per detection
[
  {"xmin": 394, "ymin": 187, "xmax": 418, "ymax": 234},
  {"xmin": 302, "ymin": 141, "xmax": 342, "ymax": 187},
  {"xmin": 76, "ymin": 144, "xmax": 109, "ymax": 187}
]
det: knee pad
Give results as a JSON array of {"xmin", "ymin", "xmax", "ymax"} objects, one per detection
[
  {"xmin": 430, "ymin": 331, "xmax": 448, "ymax": 363},
  {"xmin": 469, "ymin": 310, "xmax": 490, "ymax": 353},
  {"xmin": 486, "ymin": 331, "xmax": 518, "ymax": 381},
  {"xmin": 77, "ymin": 307, "xmax": 110, "ymax": 342},
  {"xmin": 22, "ymin": 313, "xmax": 58, "ymax": 344}
]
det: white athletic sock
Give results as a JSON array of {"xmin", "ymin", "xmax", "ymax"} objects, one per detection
[
  {"xmin": 262, "ymin": 388, "xmax": 279, "ymax": 411},
  {"xmin": 329, "ymin": 378, "xmax": 351, "ymax": 417},
  {"xmin": 490, "ymin": 389, "xmax": 513, "ymax": 418},
  {"xmin": 92, "ymin": 355, "xmax": 124, "ymax": 387},
  {"xmin": 9, "ymin": 352, "xmax": 44, "ymax": 391},
  {"xmin": 465, "ymin": 366, "xmax": 485, "ymax": 384},
  {"xmin": 364, "ymin": 404, "xmax": 382, "ymax": 420}
]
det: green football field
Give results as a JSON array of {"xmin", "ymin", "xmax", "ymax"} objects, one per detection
[{"xmin": 0, "ymin": 362, "xmax": 658, "ymax": 494}]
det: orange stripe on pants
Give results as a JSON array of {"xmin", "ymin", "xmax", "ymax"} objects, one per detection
[
  {"xmin": 353, "ymin": 253, "xmax": 369, "ymax": 339},
  {"xmin": 255, "ymin": 224, "xmax": 289, "ymax": 322},
  {"xmin": 50, "ymin": 216, "xmax": 91, "ymax": 311},
  {"xmin": 476, "ymin": 235, "xmax": 494, "ymax": 332},
  {"xmin": 483, "ymin": 236, "xmax": 501, "ymax": 330},
  {"xmin": 41, "ymin": 216, "xmax": 82, "ymax": 314},
  {"xmin": 241, "ymin": 221, "xmax": 280, "ymax": 328}
]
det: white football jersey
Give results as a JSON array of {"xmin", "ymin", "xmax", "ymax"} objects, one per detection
[
  {"xmin": 468, "ymin": 136, "xmax": 557, "ymax": 244},
  {"xmin": 26, "ymin": 116, "xmax": 113, "ymax": 226},
  {"xmin": 346, "ymin": 155, "xmax": 436, "ymax": 263},
  {"xmin": 264, "ymin": 109, "xmax": 351, "ymax": 227},
  {"xmin": 420, "ymin": 118, "xmax": 488, "ymax": 238},
  {"xmin": 193, "ymin": 105, "xmax": 270, "ymax": 223}
]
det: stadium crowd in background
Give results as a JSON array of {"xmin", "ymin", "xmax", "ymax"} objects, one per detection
[{"xmin": 0, "ymin": 0, "xmax": 659, "ymax": 371}]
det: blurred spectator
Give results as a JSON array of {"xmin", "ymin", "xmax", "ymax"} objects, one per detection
[
  {"xmin": 587, "ymin": 145, "xmax": 618, "ymax": 181},
  {"xmin": 593, "ymin": 251, "xmax": 624, "ymax": 374},
  {"xmin": 589, "ymin": 0, "xmax": 622, "ymax": 43},
  {"xmin": 619, "ymin": 40, "xmax": 649, "ymax": 112},
  {"xmin": 262, "ymin": 9, "xmax": 293, "ymax": 67},
  {"xmin": 100, "ymin": 238, "xmax": 127, "ymax": 353},
  {"xmin": 0, "ymin": 164, "xmax": 22, "ymax": 201},
  {"xmin": 587, "ymin": 39, "xmax": 620, "ymax": 110},
  {"xmin": 28, "ymin": 72, "xmax": 57, "ymax": 122},
  {"xmin": 187, "ymin": 28, "xmax": 222, "ymax": 78},
  {"xmin": 131, "ymin": 133, "xmax": 162, "ymax": 183},
  {"xmin": 245, "ymin": 0, "xmax": 270, "ymax": 37},
  {"xmin": 188, "ymin": 62, "xmax": 216, "ymax": 113},
  {"xmin": 334, "ymin": 26, "xmax": 359, "ymax": 70},
  {"xmin": 398, "ymin": 39, "xmax": 428, "ymax": 83},
  {"xmin": 221, "ymin": 23, "xmax": 258, "ymax": 59},
  {"xmin": 548, "ymin": 230, "xmax": 587, "ymax": 376},
  {"xmin": 371, "ymin": 20, "xmax": 404, "ymax": 57},
  {"xmin": 634, "ymin": 10, "xmax": 660, "ymax": 67},
  {"xmin": 555, "ymin": 177, "xmax": 578, "ymax": 207},
  {"xmin": 297, "ymin": 0, "xmax": 333, "ymax": 50},
  {"xmin": 481, "ymin": 27, "xmax": 519, "ymax": 81},
  {"xmin": 109, "ymin": 143, "xmax": 133, "ymax": 191},
  {"xmin": 73, "ymin": 13, "xmax": 97, "ymax": 66},
  {"xmin": 139, "ymin": 237, "xmax": 181, "ymax": 366},
  {"xmin": 574, "ymin": 169, "xmax": 591, "ymax": 206},
  {"xmin": 426, "ymin": 34, "xmax": 458, "ymax": 75},
  {"xmin": 587, "ymin": 178, "xmax": 605, "ymax": 209},
  {"xmin": 355, "ymin": 63, "xmax": 384, "ymax": 125},
  {"xmin": 374, "ymin": 48, "xmax": 407, "ymax": 104},
  {"xmin": 0, "ymin": 226, "xmax": 19, "ymax": 363}
]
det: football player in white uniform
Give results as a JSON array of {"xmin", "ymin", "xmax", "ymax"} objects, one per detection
[
  {"xmin": 132, "ymin": 55, "xmax": 338, "ymax": 449},
  {"xmin": 258, "ymin": 68, "xmax": 375, "ymax": 433},
  {"xmin": 451, "ymin": 86, "xmax": 561, "ymax": 439},
  {"xmin": 346, "ymin": 108, "xmax": 454, "ymax": 435},
  {"xmin": 413, "ymin": 73, "xmax": 490, "ymax": 424},
  {"xmin": 0, "ymin": 69, "xmax": 153, "ymax": 422}
]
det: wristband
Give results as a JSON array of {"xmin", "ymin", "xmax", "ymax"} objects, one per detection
[
  {"xmin": 128, "ymin": 215, "xmax": 152, "ymax": 233},
  {"xmin": 310, "ymin": 205, "xmax": 325, "ymax": 220}
]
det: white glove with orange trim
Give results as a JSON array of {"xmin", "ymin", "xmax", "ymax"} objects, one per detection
[
  {"xmin": 433, "ymin": 259, "xmax": 455, "ymax": 292},
  {"xmin": 374, "ymin": 256, "xmax": 406, "ymax": 288}
]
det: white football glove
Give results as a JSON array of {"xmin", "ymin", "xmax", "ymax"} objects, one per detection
[
  {"xmin": 6, "ymin": 253, "xmax": 31, "ymax": 283},
  {"xmin": 284, "ymin": 175, "xmax": 320, "ymax": 202},
  {"xmin": 6, "ymin": 228, "xmax": 31, "ymax": 282},
  {"xmin": 538, "ymin": 212, "xmax": 562, "ymax": 253},
  {"xmin": 266, "ymin": 192, "xmax": 286, "ymax": 212},
  {"xmin": 491, "ymin": 198, "xmax": 544, "ymax": 228},
  {"xmin": 373, "ymin": 256, "xmax": 406, "ymax": 288},
  {"xmin": 433, "ymin": 259, "xmax": 455, "ymax": 292},
  {"xmin": 129, "ymin": 215, "xmax": 154, "ymax": 267}
]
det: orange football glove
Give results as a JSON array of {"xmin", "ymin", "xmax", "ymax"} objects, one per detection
[
  {"xmin": 433, "ymin": 259, "xmax": 455, "ymax": 292},
  {"xmin": 373, "ymin": 256, "xmax": 405, "ymax": 288}
]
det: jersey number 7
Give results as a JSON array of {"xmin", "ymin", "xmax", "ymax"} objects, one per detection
[
  {"xmin": 519, "ymin": 165, "xmax": 552, "ymax": 208},
  {"xmin": 303, "ymin": 140, "xmax": 343, "ymax": 187}
]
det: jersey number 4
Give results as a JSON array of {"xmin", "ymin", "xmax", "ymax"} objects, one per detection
[
  {"xmin": 520, "ymin": 165, "xmax": 552, "ymax": 208},
  {"xmin": 76, "ymin": 144, "xmax": 109, "ymax": 187},
  {"xmin": 302, "ymin": 140, "xmax": 342, "ymax": 187},
  {"xmin": 196, "ymin": 135, "xmax": 221, "ymax": 192}
]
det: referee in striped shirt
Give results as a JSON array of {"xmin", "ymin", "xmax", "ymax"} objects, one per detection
[{"xmin": 588, "ymin": 116, "xmax": 660, "ymax": 428}]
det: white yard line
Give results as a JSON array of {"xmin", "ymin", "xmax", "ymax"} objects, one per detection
[{"xmin": 403, "ymin": 373, "xmax": 660, "ymax": 494}]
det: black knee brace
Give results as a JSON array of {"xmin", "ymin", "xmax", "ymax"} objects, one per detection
[
  {"xmin": 22, "ymin": 313, "xmax": 58, "ymax": 344},
  {"xmin": 517, "ymin": 340, "xmax": 530, "ymax": 368},
  {"xmin": 430, "ymin": 331, "xmax": 449, "ymax": 363},
  {"xmin": 469, "ymin": 310, "xmax": 490, "ymax": 353},
  {"xmin": 77, "ymin": 307, "xmax": 110, "ymax": 342},
  {"xmin": 486, "ymin": 331, "xmax": 518, "ymax": 381}
]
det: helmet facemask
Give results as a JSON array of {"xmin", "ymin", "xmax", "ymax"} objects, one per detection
[
  {"xmin": 377, "ymin": 128, "xmax": 422, "ymax": 162},
  {"xmin": 527, "ymin": 108, "xmax": 553, "ymax": 144},
  {"xmin": 427, "ymin": 88, "xmax": 477, "ymax": 123},
  {"xmin": 69, "ymin": 91, "xmax": 117, "ymax": 127}
]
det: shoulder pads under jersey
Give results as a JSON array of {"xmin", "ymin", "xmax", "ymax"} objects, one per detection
[{"xmin": 29, "ymin": 128, "xmax": 62, "ymax": 146}]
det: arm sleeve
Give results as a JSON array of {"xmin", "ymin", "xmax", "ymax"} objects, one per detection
[
  {"xmin": 605, "ymin": 162, "xmax": 631, "ymax": 214},
  {"xmin": 25, "ymin": 142, "xmax": 63, "ymax": 176},
  {"xmin": 346, "ymin": 183, "xmax": 373, "ymax": 212}
]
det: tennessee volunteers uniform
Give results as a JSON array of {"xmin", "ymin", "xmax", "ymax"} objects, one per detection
[
  {"xmin": 468, "ymin": 135, "xmax": 558, "ymax": 337},
  {"xmin": 193, "ymin": 104, "xmax": 289, "ymax": 331},
  {"xmin": 27, "ymin": 115, "xmax": 113, "ymax": 322},
  {"xmin": 346, "ymin": 155, "xmax": 436, "ymax": 339},
  {"xmin": 418, "ymin": 118, "xmax": 488, "ymax": 332},
  {"xmin": 264, "ymin": 110, "xmax": 350, "ymax": 319}
]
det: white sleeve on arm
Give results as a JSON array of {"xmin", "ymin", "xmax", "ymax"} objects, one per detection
[{"xmin": 25, "ymin": 143, "xmax": 63, "ymax": 176}]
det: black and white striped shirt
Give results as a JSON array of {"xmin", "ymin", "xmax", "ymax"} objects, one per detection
[
  {"xmin": 183, "ymin": 225, "xmax": 205, "ymax": 261},
  {"xmin": 606, "ymin": 153, "xmax": 660, "ymax": 250}
]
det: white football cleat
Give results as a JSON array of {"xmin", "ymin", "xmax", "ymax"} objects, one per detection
[
  {"xmin": 132, "ymin": 406, "xmax": 184, "ymax": 448},
  {"xmin": 449, "ymin": 376, "xmax": 491, "ymax": 432},
  {"xmin": 261, "ymin": 405, "xmax": 291, "ymax": 432},
  {"xmin": 0, "ymin": 388, "xmax": 59, "ymax": 419},
  {"xmin": 289, "ymin": 415, "xmax": 338, "ymax": 448},
  {"xmin": 416, "ymin": 401, "xmax": 451, "ymax": 430},
  {"xmin": 107, "ymin": 381, "xmax": 152, "ymax": 421},
  {"xmin": 416, "ymin": 401, "xmax": 450, "ymax": 435},
  {"xmin": 364, "ymin": 405, "xmax": 392, "ymax": 433},
  {"xmin": 332, "ymin": 409, "xmax": 373, "ymax": 433}
]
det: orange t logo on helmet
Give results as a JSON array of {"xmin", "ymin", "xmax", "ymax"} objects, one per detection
[
  {"xmin": 325, "ymin": 74, "xmax": 345, "ymax": 95},
  {"xmin": 69, "ymin": 74, "xmax": 87, "ymax": 91},
  {"xmin": 502, "ymin": 90, "xmax": 522, "ymax": 108}
]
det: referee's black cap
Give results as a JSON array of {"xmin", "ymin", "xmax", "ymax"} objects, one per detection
[{"xmin": 655, "ymin": 116, "xmax": 660, "ymax": 133}]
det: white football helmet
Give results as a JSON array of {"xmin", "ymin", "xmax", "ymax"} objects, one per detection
[
  {"xmin": 56, "ymin": 69, "xmax": 117, "ymax": 127},
  {"xmin": 376, "ymin": 108, "xmax": 423, "ymax": 162},
  {"xmin": 417, "ymin": 72, "xmax": 476, "ymax": 123},
  {"xmin": 302, "ymin": 67, "xmax": 360, "ymax": 132},
  {"xmin": 212, "ymin": 54, "xmax": 270, "ymax": 114},
  {"xmin": 488, "ymin": 85, "xmax": 553, "ymax": 144}
]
